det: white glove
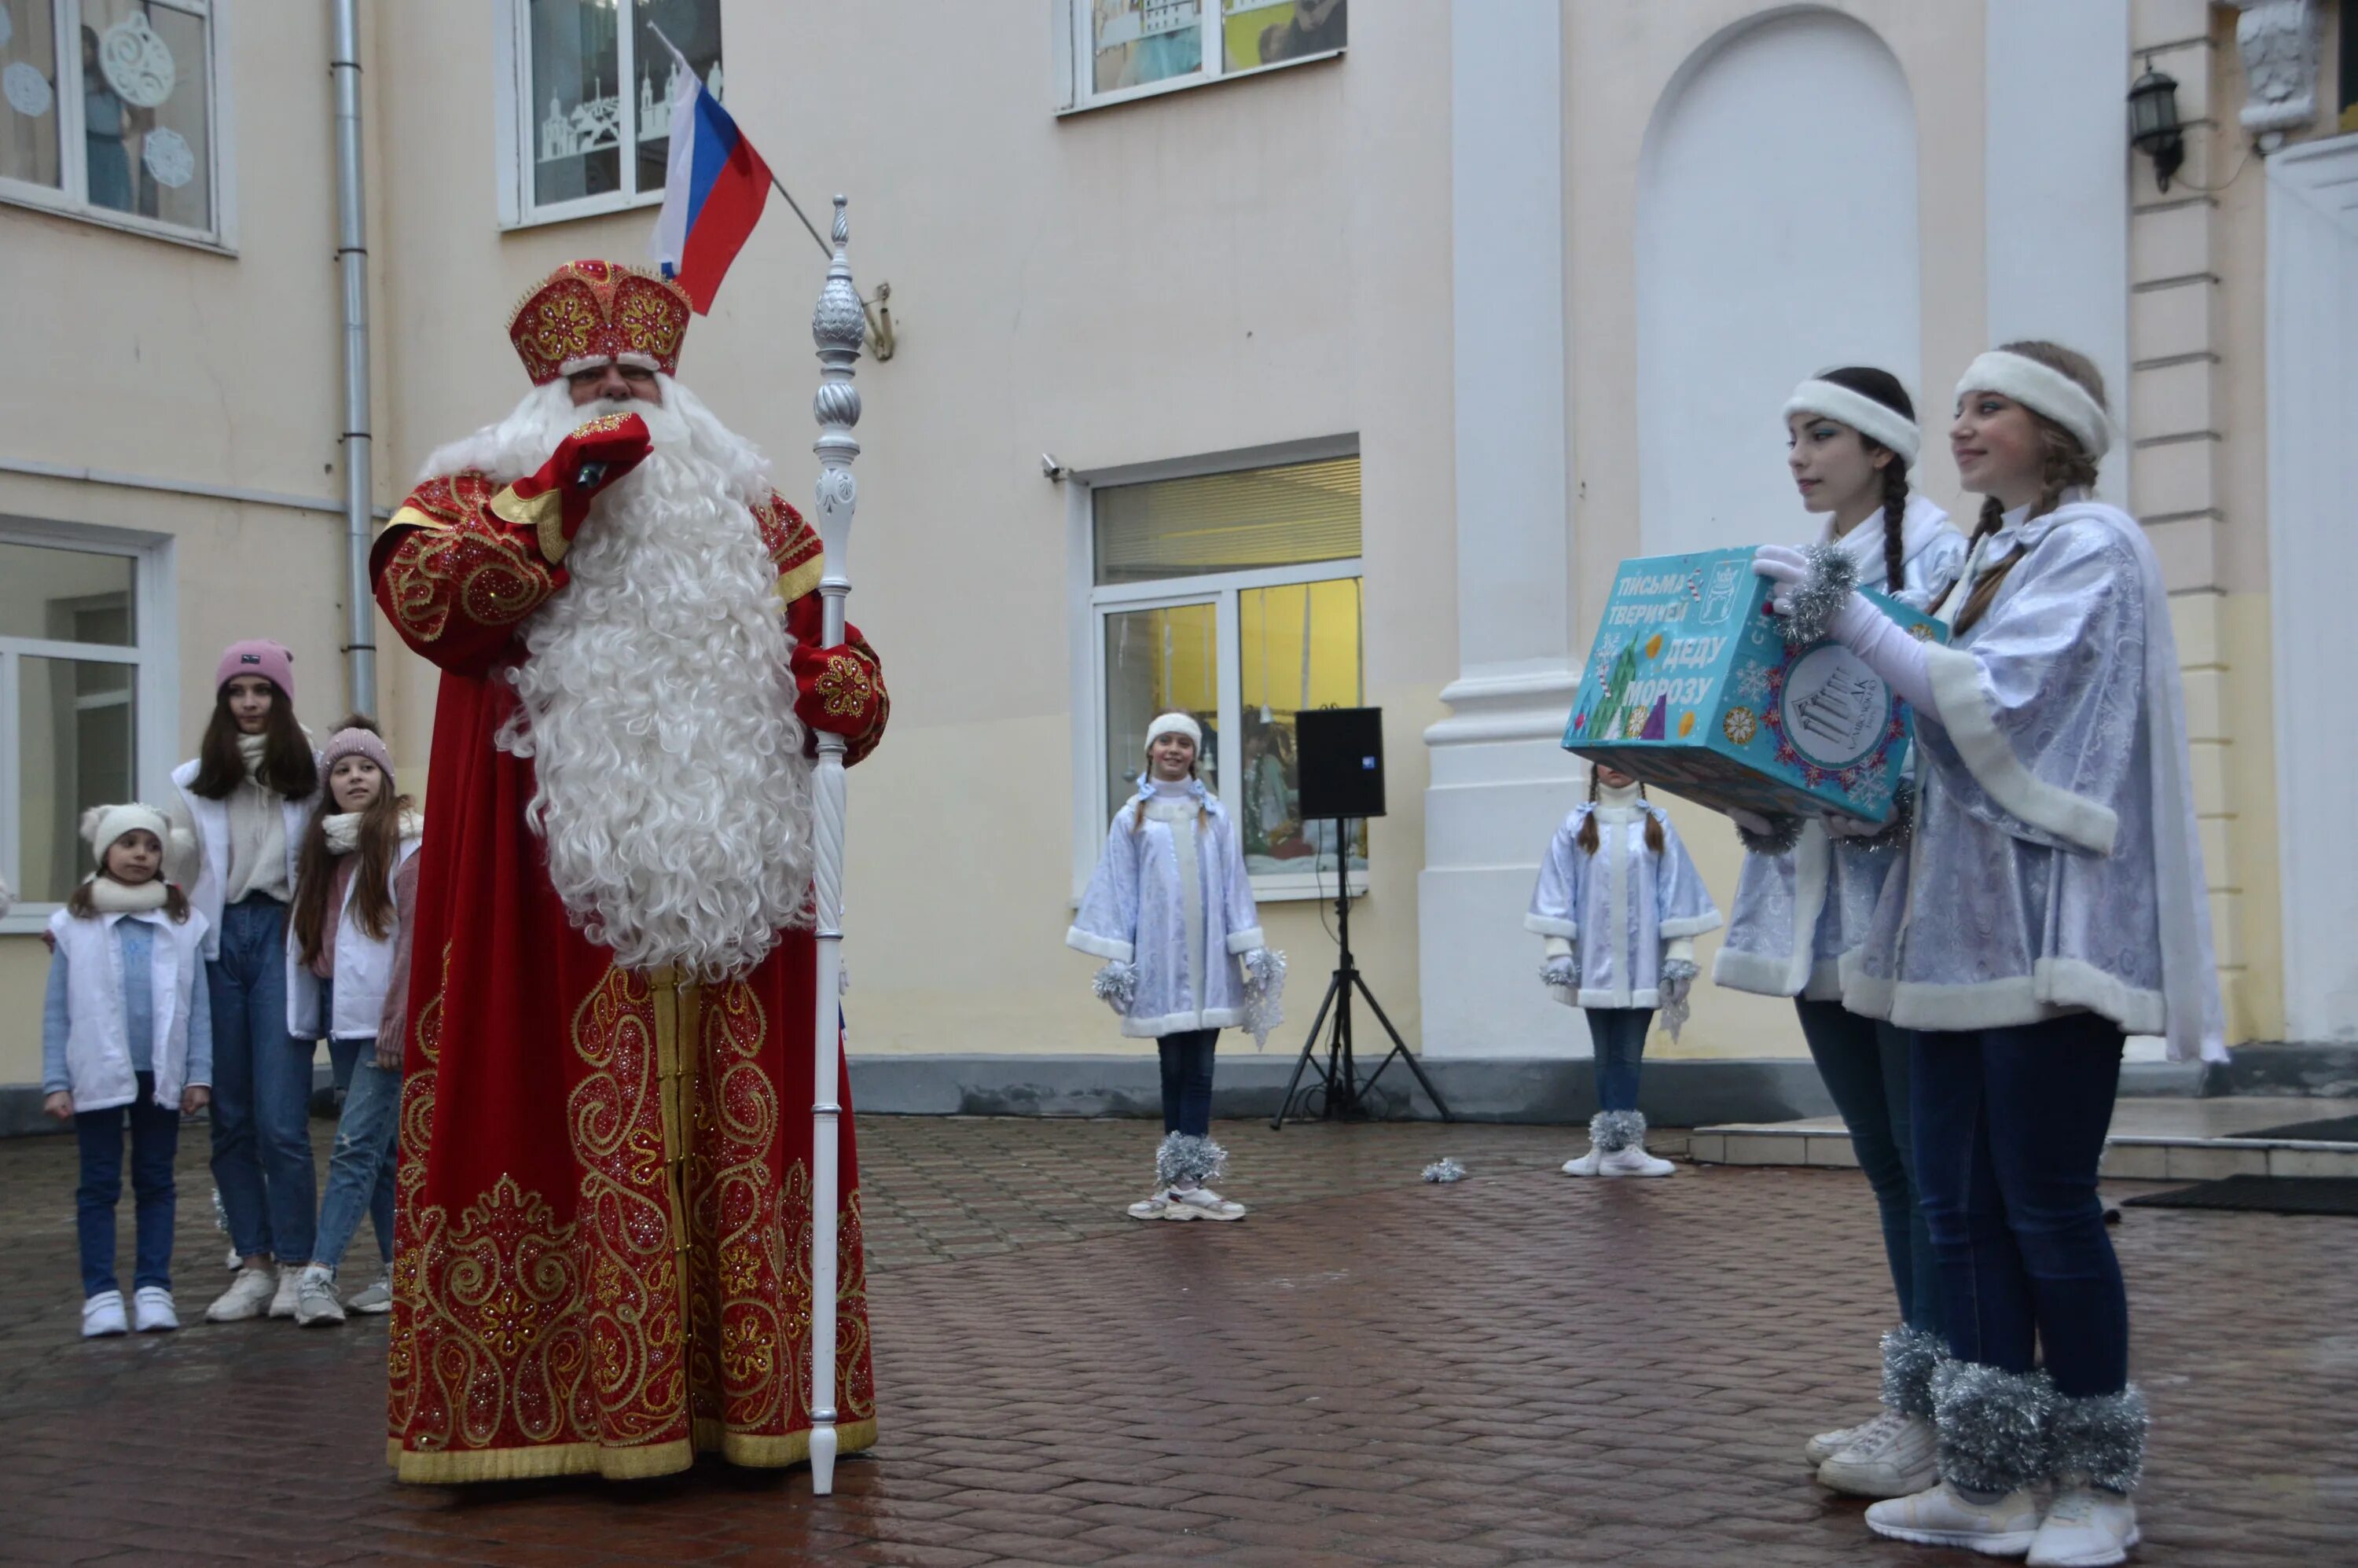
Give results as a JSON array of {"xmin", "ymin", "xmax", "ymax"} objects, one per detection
[
  {"xmin": 1751, "ymin": 543, "xmax": 1810, "ymax": 616},
  {"xmin": 1824, "ymin": 813, "xmax": 1882, "ymax": 839},
  {"xmin": 1728, "ymin": 807, "xmax": 1776, "ymax": 837}
]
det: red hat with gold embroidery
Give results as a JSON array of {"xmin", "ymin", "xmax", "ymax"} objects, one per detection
[{"xmin": 506, "ymin": 259, "xmax": 695, "ymax": 385}]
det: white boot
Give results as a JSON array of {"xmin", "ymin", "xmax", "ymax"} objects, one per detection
[
  {"xmin": 81, "ymin": 1290, "xmax": 129, "ymax": 1338},
  {"xmin": 2028, "ymin": 1485, "xmax": 2140, "ymax": 1566},
  {"xmin": 1819, "ymin": 1409, "xmax": 1939, "ymax": 1497},
  {"xmin": 1865, "ymin": 1483, "xmax": 2043, "ymax": 1555}
]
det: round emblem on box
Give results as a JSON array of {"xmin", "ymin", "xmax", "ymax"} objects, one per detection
[
  {"xmin": 1778, "ymin": 645, "xmax": 1888, "ymax": 769},
  {"xmin": 1721, "ymin": 706, "xmax": 1757, "ymax": 745}
]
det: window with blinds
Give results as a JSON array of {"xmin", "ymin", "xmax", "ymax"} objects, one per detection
[{"xmin": 1093, "ymin": 457, "xmax": 1361, "ymax": 585}]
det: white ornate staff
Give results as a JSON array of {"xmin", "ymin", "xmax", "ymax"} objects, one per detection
[{"xmin": 806, "ymin": 193, "xmax": 864, "ymax": 1497}]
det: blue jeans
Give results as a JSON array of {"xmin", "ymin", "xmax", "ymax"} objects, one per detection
[
  {"xmin": 75, "ymin": 1071, "xmax": 182, "ymax": 1298},
  {"xmin": 1585, "ymin": 1008, "xmax": 1652, "ymax": 1112},
  {"xmin": 1157, "ymin": 1030, "xmax": 1217, "ymax": 1137},
  {"xmin": 327, "ymin": 1036, "xmax": 363, "ymax": 1100},
  {"xmin": 207, "ymin": 895, "xmax": 317, "ymax": 1263},
  {"xmin": 313, "ymin": 1045, "xmax": 399, "ymax": 1272},
  {"xmin": 1797, "ymin": 1000, "xmax": 1941, "ymax": 1336},
  {"xmin": 1912, "ymin": 1015, "xmax": 2128, "ymax": 1398}
]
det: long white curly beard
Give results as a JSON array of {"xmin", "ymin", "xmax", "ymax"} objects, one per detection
[{"xmin": 483, "ymin": 387, "xmax": 815, "ymax": 979}]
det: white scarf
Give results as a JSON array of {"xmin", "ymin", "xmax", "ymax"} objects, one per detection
[
  {"xmin": 83, "ymin": 876, "xmax": 168, "ymax": 913},
  {"xmin": 322, "ymin": 806, "xmax": 424, "ymax": 855},
  {"xmin": 235, "ymin": 730, "xmax": 270, "ymax": 773}
]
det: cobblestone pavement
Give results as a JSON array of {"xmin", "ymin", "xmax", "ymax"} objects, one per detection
[{"xmin": 1, "ymin": 1114, "xmax": 2352, "ymax": 1566}]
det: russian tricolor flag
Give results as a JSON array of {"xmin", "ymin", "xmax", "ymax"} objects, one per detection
[{"xmin": 652, "ymin": 75, "xmax": 771, "ymax": 314}]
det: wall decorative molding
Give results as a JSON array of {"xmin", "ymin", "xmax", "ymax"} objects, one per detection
[{"xmin": 2232, "ymin": 0, "xmax": 2323, "ymax": 150}]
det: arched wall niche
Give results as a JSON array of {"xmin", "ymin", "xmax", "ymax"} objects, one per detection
[{"xmin": 1635, "ymin": 7, "xmax": 1923, "ymax": 557}]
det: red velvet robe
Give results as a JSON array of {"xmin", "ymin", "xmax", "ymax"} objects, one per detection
[{"xmin": 371, "ymin": 472, "xmax": 885, "ymax": 1483}]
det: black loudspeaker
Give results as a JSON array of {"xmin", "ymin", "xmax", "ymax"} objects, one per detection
[{"xmin": 1296, "ymin": 707, "xmax": 1386, "ymax": 821}]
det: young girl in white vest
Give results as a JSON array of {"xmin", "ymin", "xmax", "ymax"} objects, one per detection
[
  {"xmin": 167, "ymin": 639, "xmax": 323, "ymax": 1324},
  {"xmin": 1717, "ymin": 368, "xmax": 1967, "ymax": 1499},
  {"xmin": 42, "ymin": 806, "xmax": 213, "ymax": 1337},
  {"xmin": 284, "ymin": 722, "xmax": 422, "ymax": 1326},
  {"xmin": 1526, "ymin": 762, "xmax": 1720, "ymax": 1176},
  {"xmin": 1757, "ymin": 341, "xmax": 2223, "ymax": 1566},
  {"xmin": 1068, "ymin": 714, "xmax": 1284, "ymax": 1221}
]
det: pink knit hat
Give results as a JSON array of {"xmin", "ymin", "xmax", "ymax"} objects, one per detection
[
  {"xmin": 321, "ymin": 726, "xmax": 395, "ymax": 788},
  {"xmin": 215, "ymin": 638, "xmax": 296, "ymax": 700}
]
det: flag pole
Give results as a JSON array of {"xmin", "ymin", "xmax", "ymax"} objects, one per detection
[{"xmin": 805, "ymin": 193, "xmax": 863, "ymax": 1498}]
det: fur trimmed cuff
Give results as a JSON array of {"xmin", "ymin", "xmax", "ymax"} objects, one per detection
[
  {"xmin": 2047, "ymin": 1385, "xmax": 2148, "ymax": 1496},
  {"xmin": 1931, "ymin": 1358, "xmax": 2057, "ymax": 1496},
  {"xmin": 1846, "ymin": 778, "xmax": 1915, "ymax": 854},
  {"xmin": 1880, "ymin": 1324, "xmax": 1945, "ymax": 1419},
  {"xmin": 1735, "ymin": 813, "xmax": 1805, "ymax": 857},
  {"xmin": 1589, "ymin": 1109, "xmax": 1646, "ymax": 1154},
  {"xmin": 1778, "ymin": 542, "xmax": 1860, "ymax": 648},
  {"xmin": 1155, "ymin": 1131, "xmax": 1228, "ymax": 1189}
]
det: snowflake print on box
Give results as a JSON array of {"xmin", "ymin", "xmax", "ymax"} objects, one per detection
[{"xmin": 1564, "ymin": 546, "xmax": 1944, "ymax": 823}]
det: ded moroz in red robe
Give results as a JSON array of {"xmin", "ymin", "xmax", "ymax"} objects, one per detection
[{"xmin": 371, "ymin": 461, "xmax": 887, "ymax": 1484}]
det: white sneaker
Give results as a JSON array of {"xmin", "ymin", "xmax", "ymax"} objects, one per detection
[
  {"xmin": 267, "ymin": 1265, "xmax": 302, "ymax": 1320},
  {"xmin": 1561, "ymin": 1150, "xmax": 1603, "ymax": 1177},
  {"xmin": 1598, "ymin": 1144, "xmax": 1675, "ymax": 1177},
  {"xmin": 1866, "ymin": 1482, "xmax": 2042, "ymax": 1556},
  {"xmin": 81, "ymin": 1290, "xmax": 129, "ymax": 1338},
  {"xmin": 1820, "ymin": 1410, "xmax": 1939, "ymax": 1498},
  {"xmin": 346, "ymin": 1266, "xmax": 393, "ymax": 1315},
  {"xmin": 223, "ymin": 1245, "xmax": 240, "ymax": 1271},
  {"xmin": 293, "ymin": 1265, "xmax": 346, "ymax": 1327},
  {"xmin": 205, "ymin": 1267, "xmax": 277, "ymax": 1324},
  {"xmin": 132, "ymin": 1287, "xmax": 178, "ymax": 1333},
  {"xmin": 1126, "ymin": 1188, "xmax": 1173, "ymax": 1220},
  {"xmin": 1164, "ymin": 1184, "xmax": 1247, "ymax": 1221},
  {"xmin": 2028, "ymin": 1485, "xmax": 2140, "ymax": 1566},
  {"xmin": 1805, "ymin": 1416, "xmax": 1874, "ymax": 1467}
]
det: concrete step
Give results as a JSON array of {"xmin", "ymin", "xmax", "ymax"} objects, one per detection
[{"xmin": 1689, "ymin": 1096, "xmax": 2358, "ymax": 1181}]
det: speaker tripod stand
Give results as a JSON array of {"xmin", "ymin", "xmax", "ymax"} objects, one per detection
[{"xmin": 1272, "ymin": 819, "xmax": 1453, "ymax": 1128}]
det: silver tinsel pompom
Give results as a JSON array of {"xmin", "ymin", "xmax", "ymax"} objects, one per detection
[
  {"xmin": 1931, "ymin": 1358, "xmax": 2058, "ymax": 1496},
  {"xmin": 1155, "ymin": 1131, "xmax": 1228, "ymax": 1189},
  {"xmin": 1778, "ymin": 541, "xmax": 1860, "ymax": 647},
  {"xmin": 1540, "ymin": 955, "xmax": 1579, "ymax": 990},
  {"xmin": 1658, "ymin": 957, "xmax": 1699, "ymax": 1042},
  {"xmin": 1241, "ymin": 947, "xmax": 1287, "ymax": 1048},
  {"xmin": 2048, "ymin": 1384, "xmax": 2148, "ymax": 1495},
  {"xmin": 211, "ymin": 1186, "xmax": 230, "ymax": 1236},
  {"xmin": 1589, "ymin": 1109, "xmax": 1646, "ymax": 1153},
  {"xmin": 1091, "ymin": 960, "xmax": 1138, "ymax": 1013},
  {"xmin": 1421, "ymin": 1158, "xmax": 1467, "ymax": 1184},
  {"xmin": 1881, "ymin": 1323, "xmax": 1946, "ymax": 1418},
  {"xmin": 1734, "ymin": 813, "xmax": 1805, "ymax": 857}
]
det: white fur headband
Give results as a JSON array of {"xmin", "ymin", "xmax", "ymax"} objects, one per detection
[
  {"xmin": 1955, "ymin": 351, "xmax": 2110, "ymax": 461},
  {"xmin": 1783, "ymin": 379, "xmax": 1920, "ymax": 468}
]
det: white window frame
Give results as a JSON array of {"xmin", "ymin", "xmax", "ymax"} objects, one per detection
[
  {"xmin": 0, "ymin": 518, "xmax": 178, "ymax": 935},
  {"xmin": 1054, "ymin": 0, "xmax": 1343, "ymax": 116},
  {"xmin": 494, "ymin": 0, "xmax": 716, "ymax": 230},
  {"xmin": 1066, "ymin": 435, "xmax": 1365, "ymax": 904},
  {"xmin": 0, "ymin": 0, "xmax": 237, "ymax": 252}
]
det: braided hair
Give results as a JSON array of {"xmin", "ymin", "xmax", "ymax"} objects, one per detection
[
  {"xmin": 1807, "ymin": 365, "xmax": 1916, "ymax": 593},
  {"xmin": 1951, "ymin": 341, "xmax": 2106, "ymax": 636},
  {"xmin": 1574, "ymin": 766, "xmax": 1666, "ymax": 856}
]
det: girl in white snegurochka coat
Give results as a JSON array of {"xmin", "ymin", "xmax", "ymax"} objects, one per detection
[{"xmin": 1068, "ymin": 713, "xmax": 1284, "ymax": 1223}]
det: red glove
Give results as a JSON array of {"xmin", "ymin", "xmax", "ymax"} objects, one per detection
[
  {"xmin": 787, "ymin": 596, "xmax": 888, "ymax": 764},
  {"xmin": 491, "ymin": 412, "xmax": 654, "ymax": 561}
]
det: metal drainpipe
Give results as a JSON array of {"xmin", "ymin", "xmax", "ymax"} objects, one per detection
[{"xmin": 332, "ymin": 0, "xmax": 375, "ymax": 715}]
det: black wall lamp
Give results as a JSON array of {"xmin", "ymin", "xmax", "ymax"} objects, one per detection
[{"xmin": 2129, "ymin": 61, "xmax": 2185, "ymax": 193}]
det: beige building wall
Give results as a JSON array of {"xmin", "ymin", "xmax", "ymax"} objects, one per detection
[{"xmin": 6, "ymin": 1, "xmax": 2344, "ymax": 1095}]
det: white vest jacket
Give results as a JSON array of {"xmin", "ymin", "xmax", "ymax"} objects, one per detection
[
  {"xmin": 47, "ymin": 906, "xmax": 211, "ymax": 1113},
  {"xmin": 287, "ymin": 835, "xmax": 422, "ymax": 1041},
  {"xmin": 172, "ymin": 756, "xmax": 315, "ymax": 959}
]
